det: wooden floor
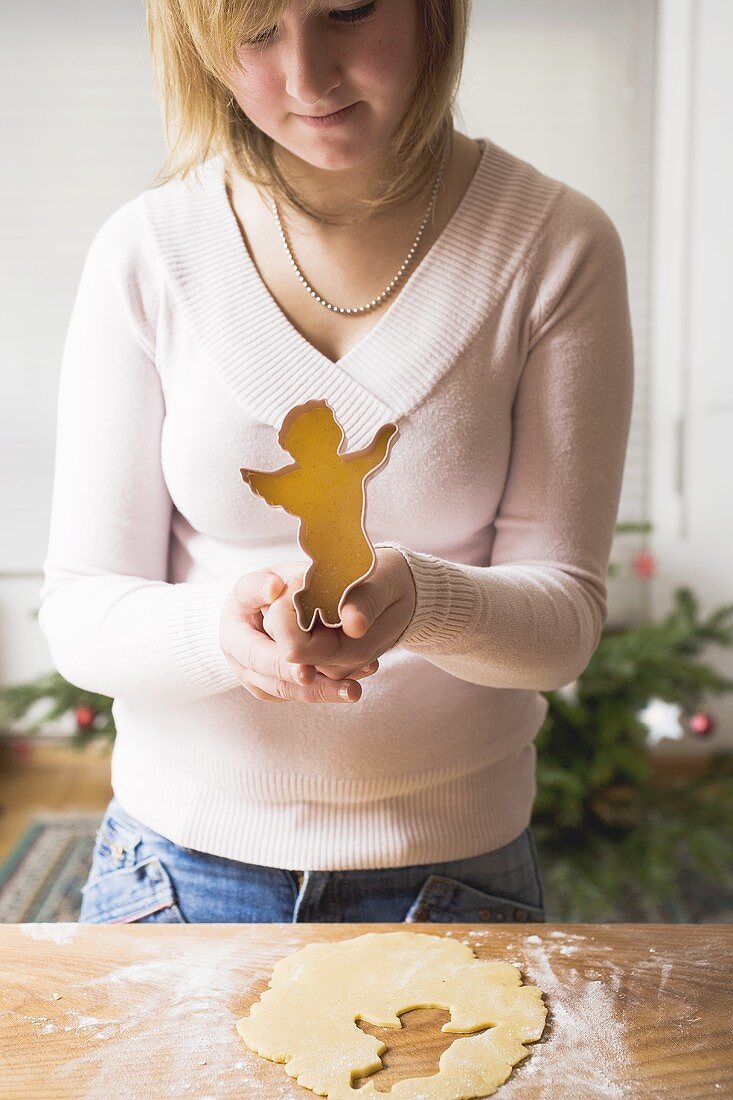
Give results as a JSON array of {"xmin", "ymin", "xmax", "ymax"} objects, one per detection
[{"xmin": 0, "ymin": 737, "xmax": 113, "ymax": 865}]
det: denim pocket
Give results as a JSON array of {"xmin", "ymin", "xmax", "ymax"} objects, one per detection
[
  {"xmin": 403, "ymin": 874, "xmax": 545, "ymax": 924},
  {"xmin": 80, "ymin": 808, "xmax": 186, "ymax": 924}
]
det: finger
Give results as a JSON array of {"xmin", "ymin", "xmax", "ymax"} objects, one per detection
[
  {"xmin": 339, "ymin": 576, "xmax": 392, "ymax": 639},
  {"xmin": 352, "ymin": 660, "xmax": 379, "ymax": 677},
  {"xmin": 242, "ymin": 679, "xmax": 287, "ymax": 703},
  {"xmin": 263, "ymin": 590, "xmax": 342, "ymax": 665},
  {"xmin": 243, "ymin": 628, "xmax": 317, "ymax": 687},
  {"xmin": 234, "ymin": 570, "xmax": 286, "ymax": 617},
  {"xmin": 262, "ymin": 585, "xmax": 368, "ymax": 665},
  {"xmin": 316, "ymin": 660, "xmax": 380, "ymax": 681},
  {"xmin": 244, "ymin": 668, "xmax": 362, "ymax": 704},
  {"xmin": 241, "ymin": 620, "xmax": 366, "ymax": 689},
  {"xmin": 223, "ymin": 640, "xmax": 355, "ymax": 700},
  {"xmin": 268, "ymin": 610, "xmax": 376, "ymax": 668},
  {"xmin": 339, "ymin": 602, "xmax": 371, "ymax": 639}
]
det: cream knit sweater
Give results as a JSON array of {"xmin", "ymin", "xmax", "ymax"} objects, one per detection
[{"xmin": 39, "ymin": 137, "xmax": 634, "ymax": 869}]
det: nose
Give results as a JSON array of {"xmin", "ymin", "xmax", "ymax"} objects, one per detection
[{"xmin": 283, "ymin": 25, "xmax": 342, "ymax": 108}]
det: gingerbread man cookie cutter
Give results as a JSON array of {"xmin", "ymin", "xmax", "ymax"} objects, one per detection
[{"xmin": 240, "ymin": 399, "xmax": 399, "ymax": 633}]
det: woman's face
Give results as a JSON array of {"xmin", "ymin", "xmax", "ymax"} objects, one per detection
[{"xmin": 228, "ymin": 0, "xmax": 420, "ymax": 172}]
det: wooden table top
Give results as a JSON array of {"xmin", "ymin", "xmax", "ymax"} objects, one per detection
[{"xmin": 1, "ymin": 923, "xmax": 731, "ymax": 1099}]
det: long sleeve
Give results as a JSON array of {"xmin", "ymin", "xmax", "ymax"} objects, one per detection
[
  {"xmin": 375, "ymin": 188, "xmax": 635, "ymax": 692},
  {"xmin": 38, "ymin": 208, "xmax": 240, "ymax": 705}
]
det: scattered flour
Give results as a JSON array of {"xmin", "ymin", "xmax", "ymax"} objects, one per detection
[
  {"xmin": 462, "ymin": 929, "xmax": 631, "ymax": 1098},
  {"xmin": 20, "ymin": 923, "xmax": 77, "ymax": 945},
  {"xmin": 37, "ymin": 939, "xmax": 294, "ymax": 1098}
]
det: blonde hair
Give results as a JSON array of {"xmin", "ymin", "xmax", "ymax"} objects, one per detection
[{"xmin": 144, "ymin": 0, "xmax": 471, "ymax": 224}]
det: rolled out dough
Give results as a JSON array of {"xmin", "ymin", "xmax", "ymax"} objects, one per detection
[{"xmin": 237, "ymin": 931, "xmax": 547, "ymax": 1099}]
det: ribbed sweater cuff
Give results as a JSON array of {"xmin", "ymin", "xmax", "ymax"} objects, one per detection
[
  {"xmin": 374, "ymin": 542, "xmax": 482, "ymax": 650},
  {"xmin": 167, "ymin": 582, "xmax": 242, "ymax": 695}
]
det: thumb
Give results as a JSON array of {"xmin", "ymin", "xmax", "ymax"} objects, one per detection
[
  {"xmin": 340, "ymin": 583, "xmax": 381, "ymax": 637},
  {"xmin": 236, "ymin": 571, "xmax": 285, "ymax": 612}
]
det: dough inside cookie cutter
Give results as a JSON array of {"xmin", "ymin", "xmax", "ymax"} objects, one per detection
[{"xmin": 240, "ymin": 399, "xmax": 399, "ymax": 632}]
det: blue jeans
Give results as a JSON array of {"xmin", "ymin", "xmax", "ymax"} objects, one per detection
[{"xmin": 78, "ymin": 796, "xmax": 545, "ymax": 924}]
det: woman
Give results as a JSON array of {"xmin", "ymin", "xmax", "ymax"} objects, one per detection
[{"xmin": 39, "ymin": 0, "xmax": 634, "ymax": 924}]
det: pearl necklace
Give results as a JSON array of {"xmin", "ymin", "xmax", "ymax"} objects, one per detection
[{"xmin": 269, "ymin": 144, "xmax": 449, "ymax": 315}]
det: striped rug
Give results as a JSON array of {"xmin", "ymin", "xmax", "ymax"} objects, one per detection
[{"xmin": 0, "ymin": 814, "xmax": 98, "ymax": 922}]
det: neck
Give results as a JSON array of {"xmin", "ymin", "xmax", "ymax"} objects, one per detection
[{"xmin": 267, "ymin": 132, "xmax": 452, "ymax": 232}]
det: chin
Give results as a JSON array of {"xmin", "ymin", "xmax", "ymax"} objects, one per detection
[{"xmin": 288, "ymin": 134, "xmax": 388, "ymax": 174}]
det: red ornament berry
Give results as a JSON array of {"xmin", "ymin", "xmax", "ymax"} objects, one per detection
[
  {"xmin": 633, "ymin": 550, "xmax": 657, "ymax": 579},
  {"xmin": 689, "ymin": 711, "xmax": 715, "ymax": 737},
  {"xmin": 75, "ymin": 705, "xmax": 97, "ymax": 729}
]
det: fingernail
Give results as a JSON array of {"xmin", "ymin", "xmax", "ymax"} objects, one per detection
[{"xmin": 339, "ymin": 683, "xmax": 356, "ymax": 702}]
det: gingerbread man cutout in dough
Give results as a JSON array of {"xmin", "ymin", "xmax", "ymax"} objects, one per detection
[{"xmin": 240, "ymin": 399, "xmax": 399, "ymax": 632}]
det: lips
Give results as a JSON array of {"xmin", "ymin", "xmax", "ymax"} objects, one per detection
[{"xmin": 300, "ymin": 103, "xmax": 354, "ymax": 118}]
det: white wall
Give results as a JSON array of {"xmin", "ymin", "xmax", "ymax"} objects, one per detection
[
  {"xmin": 458, "ymin": 0, "xmax": 656, "ymax": 628},
  {"xmin": 0, "ymin": 1, "xmax": 164, "ymax": 688}
]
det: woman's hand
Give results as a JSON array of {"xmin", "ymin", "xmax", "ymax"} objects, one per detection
[
  {"xmin": 261, "ymin": 547, "xmax": 417, "ymax": 684},
  {"xmin": 219, "ymin": 564, "xmax": 380, "ymax": 704}
]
